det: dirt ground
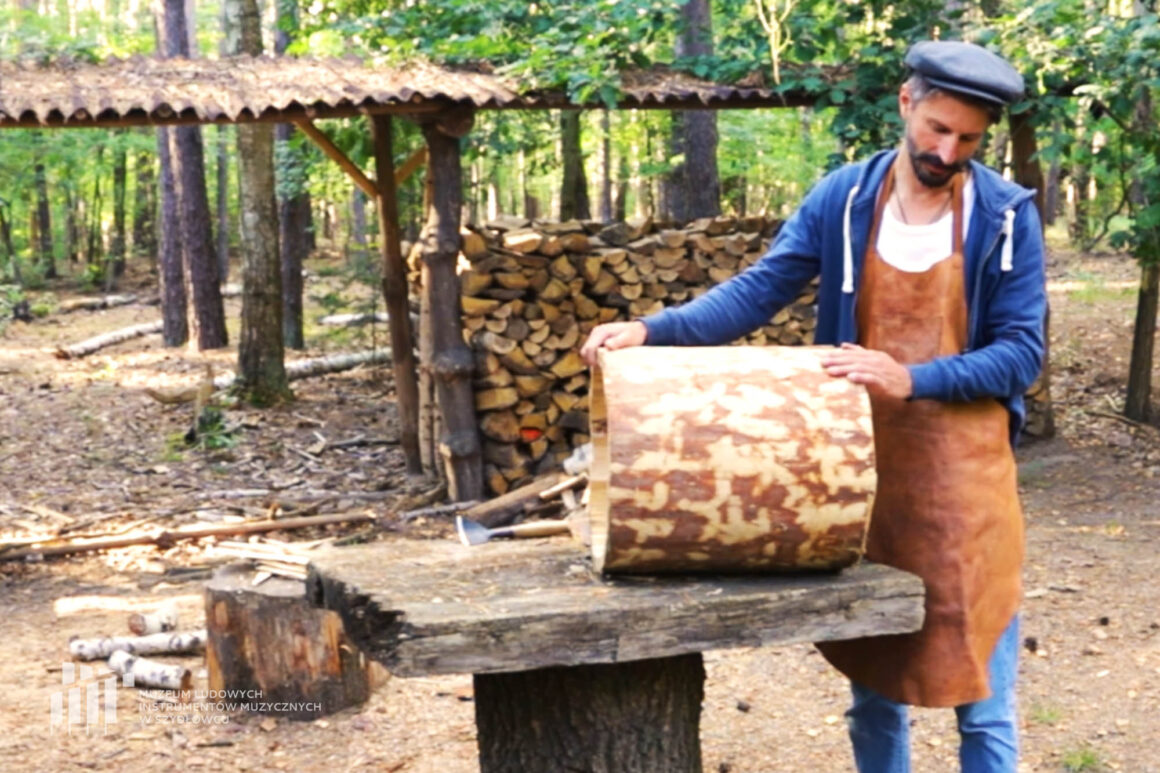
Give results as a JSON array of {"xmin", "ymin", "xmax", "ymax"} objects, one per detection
[{"xmin": 1, "ymin": 240, "xmax": 1158, "ymax": 773}]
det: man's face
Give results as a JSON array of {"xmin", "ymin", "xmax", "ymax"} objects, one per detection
[{"xmin": 899, "ymin": 85, "xmax": 991, "ymax": 189}]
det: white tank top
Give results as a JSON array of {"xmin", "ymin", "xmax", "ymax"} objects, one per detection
[{"xmin": 875, "ymin": 175, "xmax": 975, "ymax": 272}]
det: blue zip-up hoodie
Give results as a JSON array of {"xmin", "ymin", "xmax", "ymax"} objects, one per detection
[{"xmin": 643, "ymin": 149, "xmax": 1047, "ymax": 444}]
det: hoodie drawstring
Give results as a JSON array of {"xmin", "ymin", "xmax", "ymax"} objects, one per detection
[
  {"xmin": 842, "ymin": 185, "xmax": 860, "ymax": 294},
  {"xmin": 1000, "ymin": 208, "xmax": 1015, "ymax": 272}
]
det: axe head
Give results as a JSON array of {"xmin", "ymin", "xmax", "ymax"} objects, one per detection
[{"xmin": 456, "ymin": 515, "xmax": 492, "ymax": 546}]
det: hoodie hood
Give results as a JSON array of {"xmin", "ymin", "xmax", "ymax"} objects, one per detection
[{"xmin": 839, "ymin": 149, "xmax": 1037, "ymax": 294}]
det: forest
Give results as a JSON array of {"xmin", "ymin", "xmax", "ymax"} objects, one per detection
[{"xmin": 2, "ymin": 1, "xmax": 1160, "ymax": 771}]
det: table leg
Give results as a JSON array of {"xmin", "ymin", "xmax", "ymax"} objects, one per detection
[{"xmin": 473, "ymin": 652, "xmax": 704, "ymax": 773}]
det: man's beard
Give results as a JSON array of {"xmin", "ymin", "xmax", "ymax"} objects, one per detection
[{"xmin": 906, "ymin": 132, "xmax": 965, "ymax": 188}]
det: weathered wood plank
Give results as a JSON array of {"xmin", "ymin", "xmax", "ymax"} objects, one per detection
[{"xmin": 306, "ymin": 539, "xmax": 923, "ymax": 677}]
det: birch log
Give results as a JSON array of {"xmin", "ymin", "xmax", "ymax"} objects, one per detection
[
  {"xmin": 108, "ymin": 650, "xmax": 193, "ymax": 691},
  {"xmin": 590, "ymin": 346, "xmax": 876, "ymax": 574},
  {"xmin": 128, "ymin": 604, "xmax": 179, "ymax": 636},
  {"xmin": 69, "ymin": 629, "xmax": 208, "ymax": 661},
  {"xmin": 211, "ymin": 349, "xmax": 392, "ymax": 390},
  {"xmin": 55, "ymin": 320, "xmax": 165, "ymax": 359}
]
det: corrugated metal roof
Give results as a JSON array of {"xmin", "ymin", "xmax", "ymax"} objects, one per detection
[{"xmin": 0, "ymin": 55, "xmax": 809, "ymax": 129}]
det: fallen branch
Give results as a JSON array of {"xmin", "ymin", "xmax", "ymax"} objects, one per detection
[
  {"xmin": 58, "ymin": 293, "xmax": 138, "ymax": 313},
  {"xmin": 1085, "ymin": 409, "xmax": 1160, "ymax": 437},
  {"xmin": 211, "ymin": 348, "xmax": 392, "ymax": 390},
  {"xmin": 0, "ymin": 511, "xmax": 377, "ymax": 562},
  {"xmin": 319, "ymin": 312, "xmax": 390, "ymax": 326},
  {"xmin": 55, "ymin": 320, "xmax": 164, "ymax": 359},
  {"xmin": 108, "ymin": 650, "xmax": 192, "ymax": 691},
  {"xmin": 70, "ymin": 629, "xmax": 208, "ymax": 661}
]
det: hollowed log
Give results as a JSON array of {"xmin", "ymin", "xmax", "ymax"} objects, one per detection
[{"xmin": 590, "ymin": 346, "xmax": 876, "ymax": 573}]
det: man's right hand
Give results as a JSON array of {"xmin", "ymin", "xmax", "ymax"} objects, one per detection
[{"xmin": 580, "ymin": 321, "xmax": 648, "ymax": 367}]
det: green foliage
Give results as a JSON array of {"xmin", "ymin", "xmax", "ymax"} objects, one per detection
[
  {"xmin": 1061, "ymin": 744, "xmax": 1104, "ymax": 772},
  {"xmin": 168, "ymin": 407, "xmax": 240, "ymax": 454}
]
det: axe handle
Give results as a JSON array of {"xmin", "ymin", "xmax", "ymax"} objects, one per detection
[{"xmin": 500, "ymin": 520, "xmax": 572, "ymax": 539}]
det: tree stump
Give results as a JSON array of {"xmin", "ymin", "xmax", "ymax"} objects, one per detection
[
  {"xmin": 205, "ymin": 563, "xmax": 379, "ymax": 720},
  {"xmin": 474, "ymin": 654, "xmax": 704, "ymax": 773},
  {"xmin": 590, "ymin": 345, "xmax": 877, "ymax": 573}
]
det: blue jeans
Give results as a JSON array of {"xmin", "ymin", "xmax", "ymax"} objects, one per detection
[{"xmin": 845, "ymin": 616, "xmax": 1020, "ymax": 773}]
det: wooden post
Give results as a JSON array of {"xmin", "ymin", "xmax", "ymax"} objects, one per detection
[
  {"xmin": 474, "ymin": 655, "xmax": 704, "ymax": 773},
  {"xmin": 371, "ymin": 114, "xmax": 423, "ymax": 474},
  {"xmin": 419, "ymin": 113, "xmax": 483, "ymax": 500}
]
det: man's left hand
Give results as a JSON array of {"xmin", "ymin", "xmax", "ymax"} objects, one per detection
[{"xmin": 821, "ymin": 343, "xmax": 913, "ymax": 399}]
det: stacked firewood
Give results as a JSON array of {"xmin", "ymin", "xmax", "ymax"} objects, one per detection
[{"xmin": 410, "ymin": 215, "xmax": 819, "ymax": 495}]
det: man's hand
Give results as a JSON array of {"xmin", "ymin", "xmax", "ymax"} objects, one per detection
[
  {"xmin": 580, "ymin": 321, "xmax": 648, "ymax": 367},
  {"xmin": 821, "ymin": 343, "xmax": 913, "ymax": 399}
]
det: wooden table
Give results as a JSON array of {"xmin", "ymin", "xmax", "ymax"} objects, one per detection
[{"xmin": 307, "ymin": 538, "xmax": 924, "ymax": 773}]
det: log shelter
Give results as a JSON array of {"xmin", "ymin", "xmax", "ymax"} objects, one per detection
[
  {"xmin": 308, "ymin": 538, "xmax": 924, "ymax": 772},
  {"xmin": 0, "ymin": 55, "xmax": 815, "ymax": 500}
]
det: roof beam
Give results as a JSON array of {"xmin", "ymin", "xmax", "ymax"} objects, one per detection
[{"xmin": 292, "ymin": 118, "xmax": 378, "ymax": 199}]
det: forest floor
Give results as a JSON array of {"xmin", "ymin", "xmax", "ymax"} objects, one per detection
[{"xmin": 1, "ymin": 238, "xmax": 1158, "ymax": 773}]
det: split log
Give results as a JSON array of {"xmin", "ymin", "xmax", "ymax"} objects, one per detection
[
  {"xmin": 461, "ymin": 472, "xmax": 565, "ymax": 528},
  {"xmin": 108, "ymin": 650, "xmax": 193, "ymax": 691},
  {"xmin": 70, "ymin": 629, "xmax": 208, "ymax": 661},
  {"xmin": 206, "ymin": 563, "xmax": 379, "ymax": 719},
  {"xmin": 589, "ymin": 346, "xmax": 876, "ymax": 574},
  {"xmin": 54, "ymin": 320, "xmax": 164, "ymax": 359}
]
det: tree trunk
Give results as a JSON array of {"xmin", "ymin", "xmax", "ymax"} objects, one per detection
[
  {"xmin": 226, "ymin": 0, "xmax": 288, "ymax": 405},
  {"xmin": 559, "ymin": 111, "xmax": 590, "ymax": 221},
  {"xmin": 1125, "ymin": 261, "xmax": 1159, "ymax": 422},
  {"xmin": 1125, "ymin": 83, "xmax": 1157, "ymax": 423},
  {"xmin": 164, "ymin": 0, "xmax": 227, "ymax": 350},
  {"xmin": 372, "ymin": 115, "xmax": 424, "ymax": 474},
  {"xmin": 275, "ymin": 0, "xmax": 307, "ymax": 349},
  {"xmin": 157, "ymin": 127, "xmax": 189, "ymax": 346},
  {"xmin": 132, "ymin": 145, "xmax": 158, "ymax": 262},
  {"xmin": 216, "ymin": 124, "xmax": 230, "ymax": 282},
  {"xmin": 34, "ymin": 146, "xmax": 55, "ymax": 278},
  {"xmin": 474, "ymin": 654, "xmax": 704, "ymax": 773},
  {"xmin": 0, "ymin": 204, "xmax": 21, "ymax": 286},
  {"xmin": 1009, "ymin": 107, "xmax": 1054, "ymax": 438},
  {"xmin": 420, "ymin": 119, "xmax": 483, "ymax": 500},
  {"xmin": 598, "ymin": 110, "xmax": 613, "ymax": 222},
  {"xmin": 110, "ymin": 130, "xmax": 128, "ymax": 280},
  {"xmin": 85, "ymin": 144, "xmax": 104, "ymax": 269},
  {"xmin": 669, "ymin": 0, "xmax": 721, "ymax": 221}
]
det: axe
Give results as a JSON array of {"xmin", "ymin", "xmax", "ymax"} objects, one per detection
[{"xmin": 456, "ymin": 511, "xmax": 590, "ymax": 547}]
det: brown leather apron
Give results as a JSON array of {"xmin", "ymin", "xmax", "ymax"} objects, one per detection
[{"xmin": 816, "ymin": 162, "xmax": 1024, "ymax": 708}]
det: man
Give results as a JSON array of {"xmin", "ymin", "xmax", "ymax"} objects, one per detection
[{"xmin": 580, "ymin": 41, "xmax": 1045, "ymax": 772}]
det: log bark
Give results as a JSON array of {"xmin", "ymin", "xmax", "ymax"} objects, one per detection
[
  {"xmin": 58, "ymin": 294, "xmax": 139, "ymax": 313},
  {"xmin": 590, "ymin": 346, "xmax": 875, "ymax": 573},
  {"xmin": 420, "ymin": 119, "xmax": 483, "ymax": 500},
  {"xmin": 206, "ymin": 564, "xmax": 377, "ymax": 719},
  {"xmin": 474, "ymin": 654, "xmax": 703, "ymax": 773},
  {"xmin": 55, "ymin": 320, "xmax": 164, "ymax": 359},
  {"xmin": 373, "ymin": 115, "xmax": 423, "ymax": 475}
]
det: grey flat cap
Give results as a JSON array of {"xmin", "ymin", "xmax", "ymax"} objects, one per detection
[{"xmin": 905, "ymin": 40, "xmax": 1024, "ymax": 106}]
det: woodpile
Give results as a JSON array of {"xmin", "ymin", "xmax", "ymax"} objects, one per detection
[{"xmin": 412, "ymin": 214, "xmax": 821, "ymax": 495}]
